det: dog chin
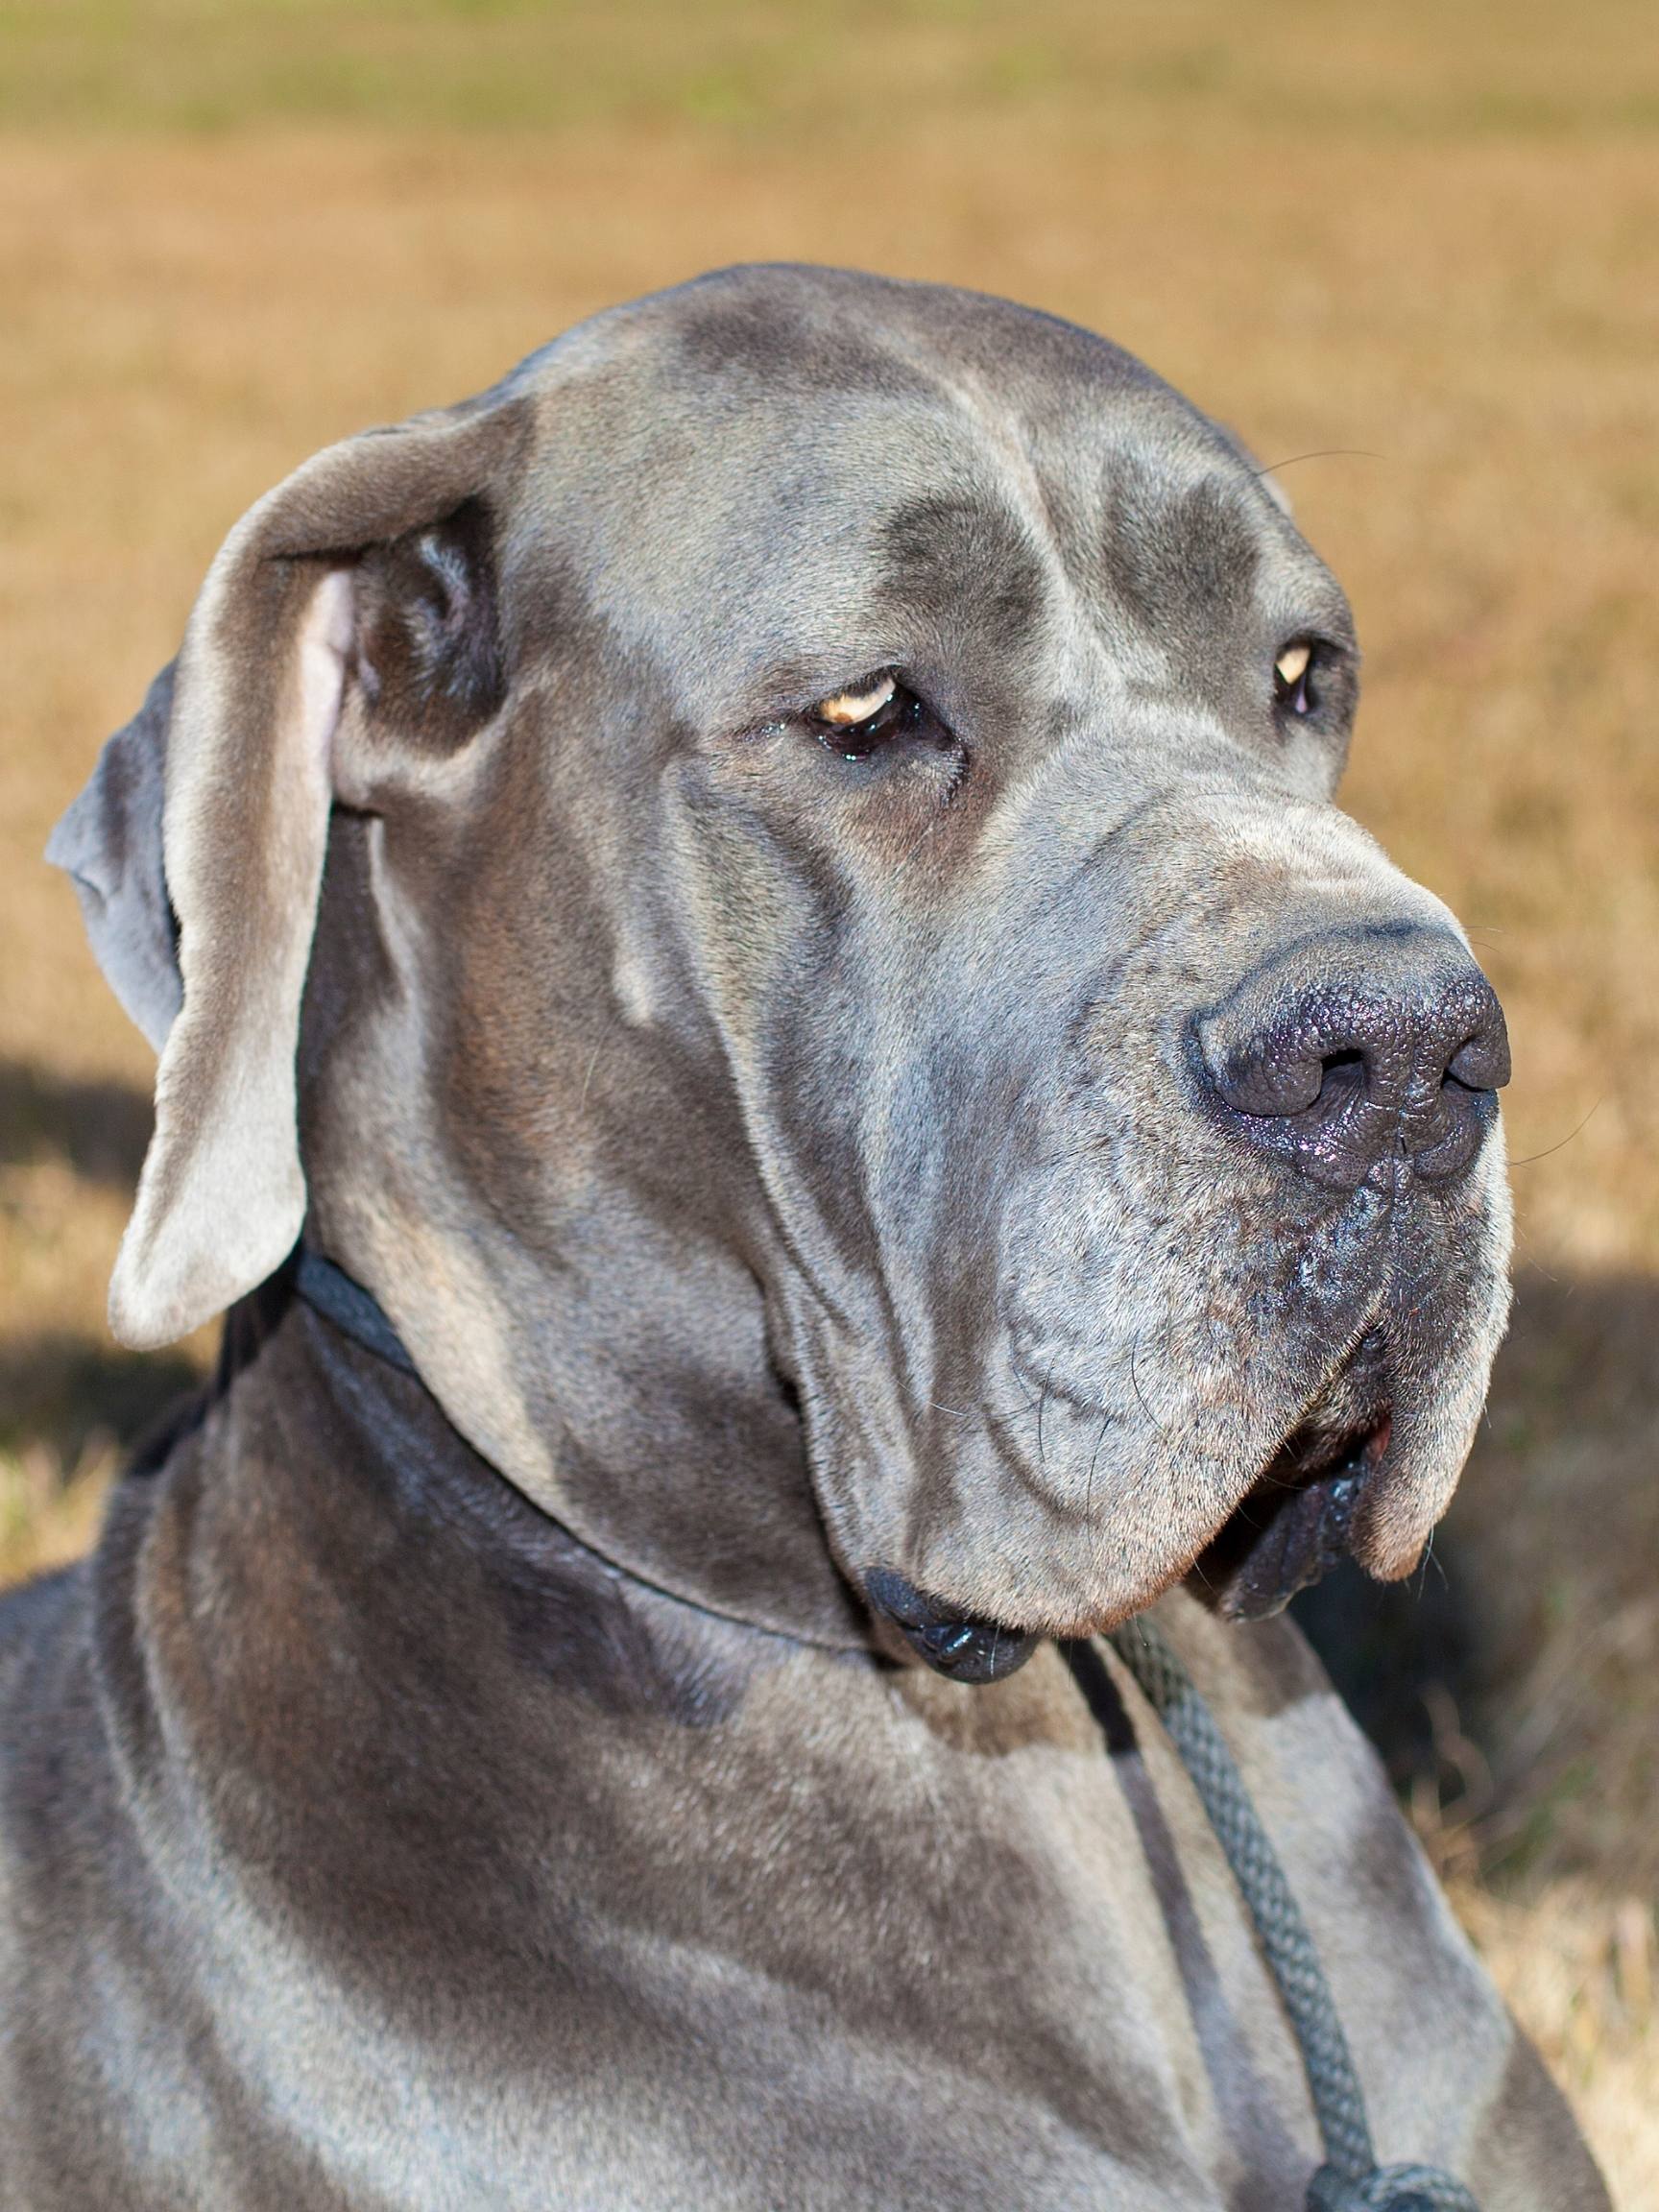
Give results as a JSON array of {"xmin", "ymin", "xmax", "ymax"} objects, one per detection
[{"xmin": 863, "ymin": 1304, "xmax": 1498, "ymax": 1680}]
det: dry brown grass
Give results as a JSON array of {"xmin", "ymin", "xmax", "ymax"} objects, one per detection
[{"xmin": 1, "ymin": 6, "xmax": 1654, "ymax": 2200}]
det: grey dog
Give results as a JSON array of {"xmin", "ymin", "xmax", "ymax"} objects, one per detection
[{"xmin": 1, "ymin": 266, "xmax": 1608, "ymax": 2209}]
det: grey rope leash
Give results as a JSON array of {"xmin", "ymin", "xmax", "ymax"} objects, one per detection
[{"xmin": 1069, "ymin": 1622, "xmax": 1480, "ymax": 2212}]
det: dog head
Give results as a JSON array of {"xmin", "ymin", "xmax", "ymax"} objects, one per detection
[{"xmin": 55, "ymin": 266, "xmax": 1511, "ymax": 1671}]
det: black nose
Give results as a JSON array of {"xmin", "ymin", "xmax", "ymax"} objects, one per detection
[{"xmin": 1194, "ymin": 930, "xmax": 1509, "ymax": 1191}]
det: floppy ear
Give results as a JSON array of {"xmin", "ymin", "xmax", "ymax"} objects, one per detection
[
  {"xmin": 53, "ymin": 397, "xmax": 531, "ymax": 1351},
  {"xmin": 46, "ymin": 661, "xmax": 183, "ymax": 1053}
]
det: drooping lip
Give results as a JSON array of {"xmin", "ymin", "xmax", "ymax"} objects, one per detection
[
  {"xmin": 1187, "ymin": 1407, "xmax": 1394, "ymax": 1622},
  {"xmin": 867, "ymin": 1344, "xmax": 1396, "ymax": 1670},
  {"xmin": 864, "ymin": 1568, "xmax": 1040, "ymax": 1682}
]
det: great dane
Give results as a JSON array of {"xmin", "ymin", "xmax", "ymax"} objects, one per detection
[{"xmin": 4, "ymin": 265, "xmax": 1608, "ymax": 2208}]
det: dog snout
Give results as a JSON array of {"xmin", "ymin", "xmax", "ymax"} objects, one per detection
[{"xmin": 1194, "ymin": 929, "xmax": 1510, "ymax": 1190}]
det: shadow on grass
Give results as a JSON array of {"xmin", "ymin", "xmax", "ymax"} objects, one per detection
[
  {"xmin": 1295, "ymin": 1264, "xmax": 1659, "ymax": 1875},
  {"xmin": 0, "ymin": 1058, "xmax": 152, "ymax": 1187},
  {"xmin": 0, "ymin": 1060, "xmax": 188, "ymax": 1468},
  {"xmin": 0, "ymin": 1332, "xmax": 199, "ymax": 1465}
]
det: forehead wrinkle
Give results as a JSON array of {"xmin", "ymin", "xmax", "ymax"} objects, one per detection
[
  {"xmin": 933, "ymin": 372, "xmax": 1131, "ymax": 683},
  {"xmin": 565, "ymin": 386, "xmax": 1015, "ymax": 723},
  {"xmin": 524, "ymin": 321, "xmax": 1290, "ymax": 736},
  {"xmin": 938, "ymin": 371, "xmax": 1073, "ymax": 576},
  {"xmin": 928, "ymin": 371, "xmax": 1212, "ymax": 705}
]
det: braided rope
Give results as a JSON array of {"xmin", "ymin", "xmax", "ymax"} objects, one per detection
[
  {"xmin": 1307, "ymin": 2165, "xmax": 1486, "ymax": 2211},
  {"xmin": 1088, "ymin": 1620, "xmax": 1480, "ymax": 2212}
]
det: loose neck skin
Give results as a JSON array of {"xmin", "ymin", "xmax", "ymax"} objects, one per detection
[
  {"xmin": 182, "ymin": 1280, "xmax": 829, "ymax": 1715},
  {"xmin": 293, "ymin": 813, "xmax": 870, "ymax": 1656}
]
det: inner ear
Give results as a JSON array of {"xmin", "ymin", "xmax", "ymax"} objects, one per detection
[{"xmin": 352, "ymin": 497, "xmax": 503, "ymax": 751}]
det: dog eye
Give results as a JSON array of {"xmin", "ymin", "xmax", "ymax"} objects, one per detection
[
  {"xmin": 808, "ymin": 672, "xmax": 925, "ymax": 760},
  {"xmin": 1273, "ymin": 639, "xmax": 1319, "ymax": 717}
]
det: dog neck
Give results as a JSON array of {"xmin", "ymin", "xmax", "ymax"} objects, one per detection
[
  {"xmin": 238, "ymin": 1249, "xmax": 871, "ymax": 1659},
  {"xmin": 109, "ymin": 1278, "xmax": 806, "ymax": 1841}
]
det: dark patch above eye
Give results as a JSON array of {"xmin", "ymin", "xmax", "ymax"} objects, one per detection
[
  {"xmin": 878, "ymin": 493, "xmax": 1046, "ymax": 661},
  {"xmin": 1101, "ymin": 469, "xmax": 1262, "ymax": 647}
]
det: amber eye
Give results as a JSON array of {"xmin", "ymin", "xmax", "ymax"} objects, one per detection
[
  {"xmin": 808, "ymin": 672, "xmax": 920, "ymax": 759},
  {"xmin": 1274, "ymin": 639, "xmax": 1317, "ymax": 717}
]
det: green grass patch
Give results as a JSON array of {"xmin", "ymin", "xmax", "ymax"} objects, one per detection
[{"xmin": 2, "ymin": 0, "xmax": 1657, "ymax": 142}]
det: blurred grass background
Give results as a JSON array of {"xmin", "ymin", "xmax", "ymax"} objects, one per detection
[{"xmin": 1, "ymin": 2, "xmax": 1655, "ymax": 2197}]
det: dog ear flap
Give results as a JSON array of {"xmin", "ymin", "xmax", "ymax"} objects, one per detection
[
  {"xmin": 46, "ymin": 661, "xmax": 184, "ymax": 1054},
  {"xmin": 53, "ymin": 397, "xmax": 530, "ymax": 1351}
]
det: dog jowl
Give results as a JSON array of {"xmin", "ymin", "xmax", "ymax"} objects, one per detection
[{"xmin": 57, "ymin": 264, "xmax": 1512, "ymax": 1682}]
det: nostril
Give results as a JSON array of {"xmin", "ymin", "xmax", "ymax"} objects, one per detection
[
  {"xmin": 1319, "ymin": 1046, "xmax": 1367, "ymax": 1089},
  {"xmin": 1307, "ymin": 1047, "xmax": 1369, "ymax": 1123},
  {"xmin": 1202, "ymin": 1038, "xmax": 1323, "ymax": 1118},
  {"xmin": 1446, "ymin": 1024, "xmax": 1511, "ymax": 1093},
  {"xmin": 1206, "ymin": 1038, "xmax": 1372, "ymax": 1124}
]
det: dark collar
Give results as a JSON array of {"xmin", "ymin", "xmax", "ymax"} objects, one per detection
[{"xmin": 293, "ymin": 1246, "xmax": 420, "ymax": 1377}]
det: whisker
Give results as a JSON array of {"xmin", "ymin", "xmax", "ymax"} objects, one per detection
[
  {"xmin": 1509, "ymin": 1097, "xmax": 1602, "ymax": 1167},
  {"xmin": 579, "ymin": 1038, "xmax": 603, "ymax": 1112},
  {"xmin": 1252, "ymin": 447, "xmax": 1385, "ymax": 475},
  {"xmin": 1129, "ymin": 1333, "xmax": 1172, "ymax": 1441},
  {"xmin": 1086, "ymin": 1407, "xmax": 1113, "ymax": 1597}
]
